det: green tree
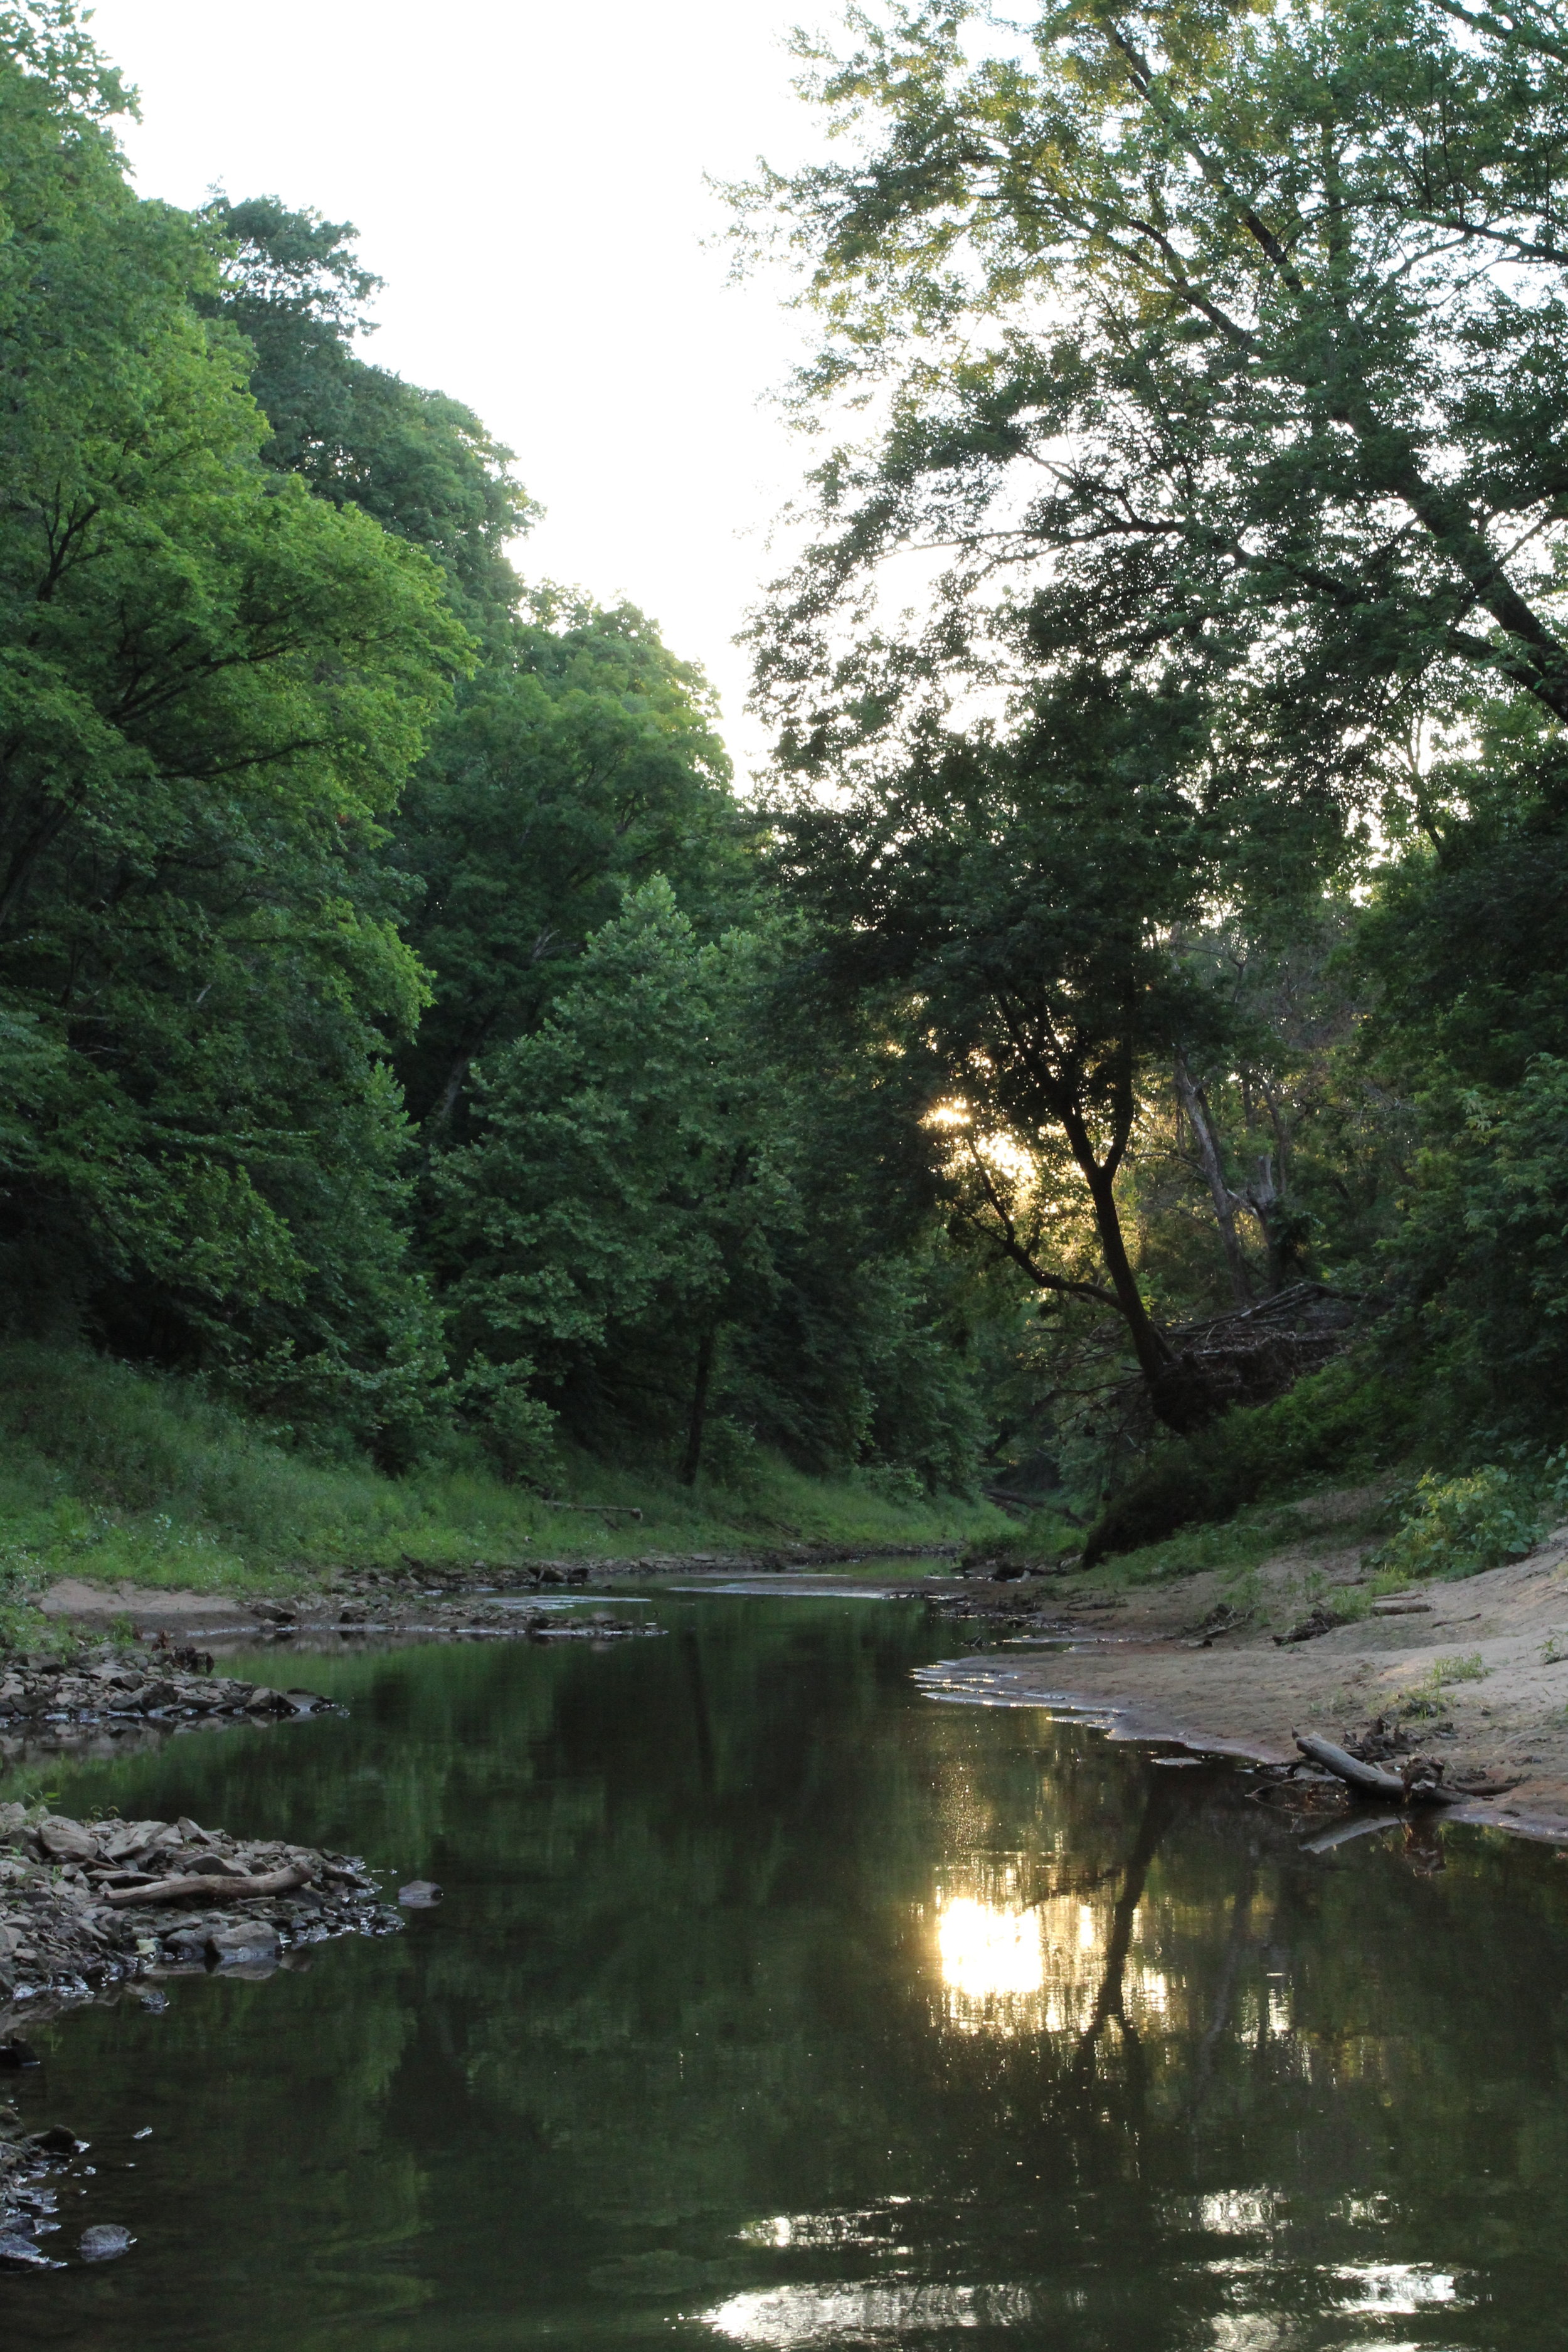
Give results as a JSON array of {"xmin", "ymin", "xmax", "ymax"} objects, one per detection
[
  {"xmin": 392, "ymin": 596, "xmax": 743, "ymax": 1137},
  {"xmin": 771, "ymin": 674, "xmax": 1238, "ymax": 1429},
  {"xmin": 734, "ymin": 0, "xmax": 1568, "ymax": 792},
  {"xmin": 0, "ymin": 9, "xmax": 469, "ymax": 1453},
  {"xmin": 201, "ymin": 193, "xmax": 535, "ymax": 636},
  {"xmin": 436, "ymin": 880, "xmax": 799, "ymax": 1480}
]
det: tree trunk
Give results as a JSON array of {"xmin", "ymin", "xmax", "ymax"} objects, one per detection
[
  {"xmin": 679, "ymin": 1327, "xmax": 716, "ymax": 1486},
  {"xmin": 1241, "ymin": 1153, "xmax": 1296, "ymax": 1294},
  {"xmin": 1077, "ymin": 1158, "xmax": 1212, "ymax": 1431},
  {"xmin": 1174, "ymin": 1054, "xmax": 1253, "ymax": 1308}
]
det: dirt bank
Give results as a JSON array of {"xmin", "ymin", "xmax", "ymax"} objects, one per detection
[{"xmin": 924, "ymin": 1520, "xmax": 1568, "ymax": 1843}]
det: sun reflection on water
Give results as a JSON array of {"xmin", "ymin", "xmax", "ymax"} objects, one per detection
[{"xmin": 932, "ymin": 1875, "xmax": 1171, "ymax": 2037}]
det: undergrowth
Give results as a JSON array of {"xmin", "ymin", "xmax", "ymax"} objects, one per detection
[{"xmin": 0, "ymin": 1343, "xmax": 1006, "ymax": 1606}]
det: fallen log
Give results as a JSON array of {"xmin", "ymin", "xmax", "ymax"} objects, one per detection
[
  {"xmin": 1294, "ymin": 1733, "xmax": 1466, "ymax": 1806},
  {"xmin": 105, "ymin": 1864, "xmax": 310, "ymax": 1907}
]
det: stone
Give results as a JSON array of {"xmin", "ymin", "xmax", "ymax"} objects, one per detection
[
  {"xmin": 79, "ymin": 2224, "xmax": 134, "ymax": 2262},
  {"xmin": 398, "ymin": 1880, "xmax": 442, "ymax": 1908},
  {"xmin": 0, "ymin": 2232, "xmax": 60, "ymax": 2270},
  {"xmin": 159, "ymin": 1928, "xmax": 210, "ymax": 1964},
  {"xmin": 207, "ymin": 1922, "xmax": 280, "ymax": 1965},
  {"xmin": 38, "ymin": 1816, "xmax": 97, "ymax": 1862},
  {"xmin": 243, "ymin": 1687, "xmax": 279, "ymax": 1712}
]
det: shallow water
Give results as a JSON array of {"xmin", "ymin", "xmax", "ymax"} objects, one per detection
[{"xmin": 5, "ymin": 1592, "xmax": 1568, "ymax": 2349}]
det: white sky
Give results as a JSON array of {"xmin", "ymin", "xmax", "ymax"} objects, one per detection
[{"xmin": 85, "ymin": 0, "xmax": 834, "ymax": 783}]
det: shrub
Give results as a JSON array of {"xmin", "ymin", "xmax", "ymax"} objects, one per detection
[
  {"xmin": 1369, "ymin": 1463, "xmax": 1561, "ymax": 1583},
  {"xmin": 1083, "ymin": 1356, "xmax": 1414, "ymax": 1563}
]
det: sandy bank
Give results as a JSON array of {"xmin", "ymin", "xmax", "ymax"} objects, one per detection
[{"xmin": 926, "ymin": 1524, "xmax": 1568, "ymax": 1843}]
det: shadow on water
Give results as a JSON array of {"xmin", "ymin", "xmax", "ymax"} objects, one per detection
[{"xmin": 3, "ymin": 1591, "xmax": 1567, "ymax": 2349}]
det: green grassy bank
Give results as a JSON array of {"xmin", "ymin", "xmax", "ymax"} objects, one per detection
[{"xmin": 0, "ymin": 1345, "xmax": 1006, "ymax": 1636}]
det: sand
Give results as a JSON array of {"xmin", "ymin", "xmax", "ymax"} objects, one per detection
[{"xmin": 928, "ymin": 1520, "xmax": 1568, "ymax": 1842}]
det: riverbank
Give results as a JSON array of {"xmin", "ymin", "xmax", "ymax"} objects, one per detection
[
  {"xmin": 928, "ymin": 1514, "xmax": 1568, "ymax": 1842},
  {"xmin": 0, "ymin": 1344, "xmax": 1002, "ymax": 1653},
  {"xmin": 0, "ymin": 1803, "xmax": 400, "ymax": 2269}
]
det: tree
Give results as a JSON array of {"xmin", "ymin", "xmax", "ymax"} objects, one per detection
[
  {"xmin": 435, "ymin": 881, "xmax": 799, "ymax": 1480},
  {"xmin": 734, "ymin": 0, "xmax": 1568, "ymax": 797},
  {"xmin": 200, "ymin": 194, "xmax": 535, "ymax": 637},
  {"xmin": 0, "ymin": 12, "xmax": 469, "ymax": 1453},
  {"xmin": 771, "ymin": 673, "xmax": 1237, "ymax": 1429},
  {"xmin": 391, "ymin": 596, "xmax": 743, "ymax": 1138}
]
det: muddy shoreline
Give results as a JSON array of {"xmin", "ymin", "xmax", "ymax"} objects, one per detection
[{"xmin": 919, "ymin": 1526, "xmax": 1568, "ymax": 1846}]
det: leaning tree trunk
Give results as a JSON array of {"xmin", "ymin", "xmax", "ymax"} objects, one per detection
[
  {"xmin": 1173, "ymin": 1054, "xmax": 1253, "ymax": 1308},
  {"xmin": 1078, "ymin": 1160, "xmax": 1213, "ymax": 1434}
]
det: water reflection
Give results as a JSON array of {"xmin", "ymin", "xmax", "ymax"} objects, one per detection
[
  {"xmin": 704, "ymin": 2280, "xmax": 1037, "ymax": 2342},
  {"xmin": 4, "ymin": 1594, "xmax": 1564, "ymax": 2352}
]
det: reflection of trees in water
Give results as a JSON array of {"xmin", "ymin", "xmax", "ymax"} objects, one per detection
[
  {"xmin": 36, "ymin": 1599, "xmax": 1568, "ymax": 2339},
  {"xmin": 1067, "ymin": 1777, "xmax": 1178, "ymax": 2141}
]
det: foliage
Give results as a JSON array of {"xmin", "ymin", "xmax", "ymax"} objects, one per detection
[
  {"xmin": 201, "ymin": 193, "xmax": 536, "ymax": 635},
  {"xmin": 0, "ymin": 1342, "xmax": 1004, "ymax": 1609},
  {"xmin": 771, "ymin": 670, "xmax": 1255, "ymax": 1426},
  {"xmin": 1369, "ymin": 1461, "xmax": 1568, "ymax": 1584},
  {"xmin": 1081, "ymin": 1355, "xmax": 1416, "ymax": 1561},
  {"xmin": 1392, "ymin": 1651, "xmax": 1490, "ymax": 1718},
  {"xmin": 393, "ymin": 597, "xmax": 742, "ymax": 1137},
  {"xmin": 0, "ymin": 19, "xmax": 467, "ymax": 1457},
  {"xmin": 735, "ymin": 0, "xmax": 1568, "ymax": 777}
]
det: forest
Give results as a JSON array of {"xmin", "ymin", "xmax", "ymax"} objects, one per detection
[{"xmin": 4, "ymin": 0, "xmax": 1568, "ymax": 1577}]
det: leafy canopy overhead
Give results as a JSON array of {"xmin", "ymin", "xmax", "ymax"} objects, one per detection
[{"xmin": 736, "ymin": 0, "xmax": 1568, "ymax": 802}]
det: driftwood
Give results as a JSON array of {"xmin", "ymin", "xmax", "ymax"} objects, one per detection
[
  {"xmin": 105, "ymin": 1864, "xmax": 310, "ymax": 1907},
  {"xmin": 1295, "ymin": 1734, "xmax": 1465, "ymax": 1806}
]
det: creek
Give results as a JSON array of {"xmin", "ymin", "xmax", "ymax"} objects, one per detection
[{"xmin": 4, "ymin": 1590, "xmax": 1567, "ymax": 2349}]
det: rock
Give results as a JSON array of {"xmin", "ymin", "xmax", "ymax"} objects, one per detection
[
  {"xmin": 0, "ymin": 2232, "xmax": 61, "ymax": 2270},
  {"xmin": 243, "ymin": 1687, "xmax": 279, "ymax": 1712},
  {"xmin": 159, "ymin": 1928, "xmax": 211, "ymax": 1964},
  {"xmin": 207, "ymin": 1922, "xmax": 280, "ymax": 1965},
  {"xmin": 79, "ymin": 2223, "xmax": 134, "ymax": 2261},
  {"xmin": 38, "ymin": 1816, "xmax": 97, "ymax": 1862},
  {"xmin": 398, "ymin": 1880, "xmax": 442, "ymax": 1909}
]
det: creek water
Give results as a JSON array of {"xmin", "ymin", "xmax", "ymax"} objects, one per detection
[{"xmin": 4, "ymin": 1590, "xmax": 1568, "ymax": 2350}]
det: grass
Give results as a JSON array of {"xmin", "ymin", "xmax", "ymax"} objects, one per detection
[
  {"xmin": 1059, "ymin": 1500, "xmax": 1340, "ymax": 1597},
  {"xmin": 0, "ymin": 1344, "xmax": 1008, "ymax": 1623},
  {"xmin": 1389, "ymin": 1651, "xmax": 1490, "ymax": 1719}
]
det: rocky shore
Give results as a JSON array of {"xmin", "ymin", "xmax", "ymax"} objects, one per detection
[
  {"xmin": 0, "ymin": 1648, "xmax": 339, "ymax": 1767},
  {"xmin": 0, "ymin": 1803, "xmax": 400, "ymax": 2269}
]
